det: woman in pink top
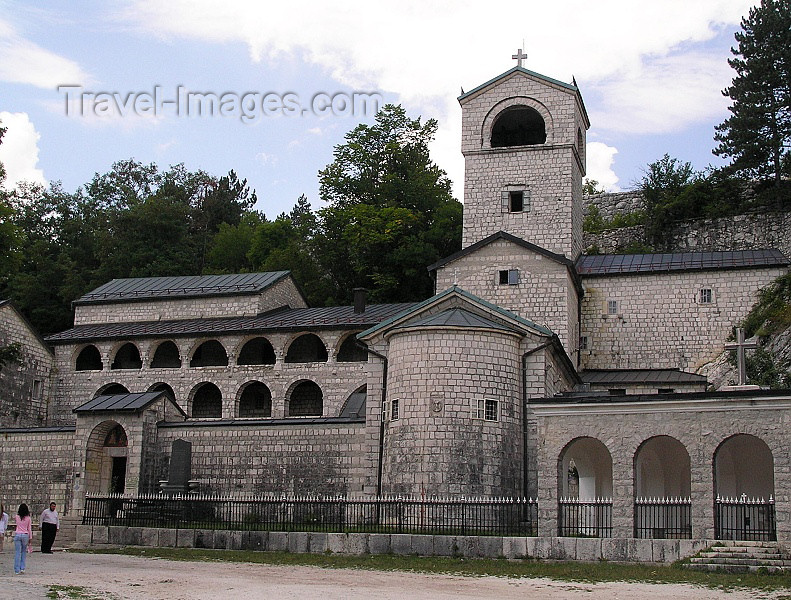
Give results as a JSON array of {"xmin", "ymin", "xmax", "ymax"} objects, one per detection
[{"xmin": 13, "ymin": 503, "xmax": 32, "ymax": 574}]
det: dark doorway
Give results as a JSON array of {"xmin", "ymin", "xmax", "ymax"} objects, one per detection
[{"xmin": 110, "ymin": 457, "xmax": 127, "ymax": 494}]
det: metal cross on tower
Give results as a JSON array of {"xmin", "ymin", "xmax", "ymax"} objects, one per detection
[
  {"xmin": 512, "ymin": 48, "xmax": 527, "ymax": 67},
  {"xmin": 724, "ymin": 327, "xmax": 758, "ymax": 386}
]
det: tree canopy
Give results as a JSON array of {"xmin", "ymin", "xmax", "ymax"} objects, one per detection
[{"xmin": 714, "ymin": 0, "xmax": 791, "ymax": 184}]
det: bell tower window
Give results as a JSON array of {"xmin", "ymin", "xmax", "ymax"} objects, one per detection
[{"xmin": 491, "ymin": 106, "xmax": 546, "ymax": 147}]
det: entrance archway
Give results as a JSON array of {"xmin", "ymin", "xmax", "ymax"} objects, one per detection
[
  {"xmin": 557, "ymin": 437, "xmax": 613, "ymax": 537},
  {"xmin": 85, "ymin": 421, "xmax": 128, "ymax": 496}
]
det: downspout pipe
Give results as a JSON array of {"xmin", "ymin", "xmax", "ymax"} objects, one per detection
[
  {"xmin": 522, "ymin": 340, "xmax": 554, "ymax": 499},
  {"xmin": 362, "ymin": 343, "xmax": 388, "ymax": 497}
]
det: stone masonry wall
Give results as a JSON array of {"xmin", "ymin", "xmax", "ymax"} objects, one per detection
[
  {"xmin": 156, "ymin": 422, "xmax": 367, "ymax": 495},
  {"xmin": 73, "ymin": 277, "xmax": 307, "ymax": 326},
  {"xmin": 435, "ymin": 240, "xmax": 579, "ymax": 363},
  {"xmin": 580, "ymin": 266, "xmax": 788, "ymax": 372},
  {"xmin": 0, "ymin": 303, "xmax": 54, "ymax": 427},
  {"xmin": 381, "ymin": 328, "xmax": 524, "ymax": 497},
  {"xmin": 0, "ymin": 428, "xmax": 74, "ymax": 514},
  {"xmin": 530, "ymin": 394, "xmax": 791, "ymax": 541},
  {"xmin": 461, "ymin": 70, "xmax": 586, "ymax": 257},
  {"xmin": 50, "ymin": 328, "xmax": 368, "ymax": 424}
]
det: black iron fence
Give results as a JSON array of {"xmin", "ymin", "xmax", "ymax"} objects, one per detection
[
  {"xmin": 558, "ymin": 498, "xmax": 612, "ymax": 538},
  {"xmin": 715, "ymin": 496, "xmax": 776, "ymax": 541},
  {"xmin": 83, "ymin": 493, "xmax": 539, "ymax": 537},
  {"xmin": 634, "ymin": 497, "xmax": 692, "ymax": 539}
]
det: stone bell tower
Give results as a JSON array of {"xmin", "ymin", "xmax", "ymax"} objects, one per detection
[{"xmin": 459, "ymin": 53, "xmax": 590, "ymax": 259}]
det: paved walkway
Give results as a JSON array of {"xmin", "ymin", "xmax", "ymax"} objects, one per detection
[{"xmin": 0, "ymin": 547, "xmax": 786, "ymax": 599}]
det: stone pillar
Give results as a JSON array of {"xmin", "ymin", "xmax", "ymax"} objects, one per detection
[
  {"xmin": 611, "ymin": 450, "xmax": 633, "ymax": 538},
  {"xmin": 690, "ymin": 437, "xmax": 714, "ymax": 540}
]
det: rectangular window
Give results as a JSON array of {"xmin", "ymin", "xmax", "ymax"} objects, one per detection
[
  {"xmin": 658, "ymin": 388, "xmax": 675, "ymax": 394},
  {"xmin": 607, "ymin": 300, "xmax": 618, "ymax": 315},
  {"xmin": 391, "ymin": 398, "xmax": 399, "ymax": 421},
  {"xmin": 509, "ymin": 191, "xmax": 524, "ymax": 212},
  {"xmin": 484, "ymin": 398, "xmax": 498, "ymax": 421},
  {"xmin": 579, "ymin": 336, "xmax": 589, "ymax": 350},
  {"xmin": 32, "ymin": 379, "xmax": 42, "ymax": 399},
  {"xmin": 608, "ymin": 388, "xmax": 627, "ymax": 396},
  {"xmin": 501, "ymin": 189, "xmax": 531, "ymax": 213},
  {"xmin": 699, "ymin": 288, "xmax": 713, "ymax": 304},
  {"xmin": 498, "ymin": 269, "xmax": 519, "ymax": 285},
  {"xmin": 473, "ymin": 398, "xmax": 498, "ymax": 421}
]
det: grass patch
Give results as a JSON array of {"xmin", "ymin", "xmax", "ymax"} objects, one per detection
[
  {"xmin": 73, "ymin": 547, "xmax": 791, "ymax": 594},
  {"xmin": 47, "ymin": 585, "xmax": 119, "ymax": 600}
]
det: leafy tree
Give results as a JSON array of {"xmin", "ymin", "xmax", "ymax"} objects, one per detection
[
  {"xmin": 714, "ymin": 0, "xmax": 791, "ymax": 185},
  {"xmin": 316, "ymin": 104, "xmax": 462, "ymax": 303},
  {"xmin": 582, "ymin": 179, "xmax": 605, "ymax": 196},
  {"xmin": 640, "ymin": 154, "xmax": 699, "ymax": 247}
]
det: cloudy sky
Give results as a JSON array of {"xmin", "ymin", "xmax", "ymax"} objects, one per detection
[{"xmin": 0, "ymin": 0, "xmax": 755, "ymax": 217}]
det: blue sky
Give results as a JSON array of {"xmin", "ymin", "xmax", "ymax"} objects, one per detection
[{"xmin": 0, "ymin": 1, "xmax": 756, "ymax": 218}]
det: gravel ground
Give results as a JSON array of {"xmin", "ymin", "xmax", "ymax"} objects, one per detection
[{"xmin": 0, "ymin": 548, "xmax": 785, "ymax": 600}]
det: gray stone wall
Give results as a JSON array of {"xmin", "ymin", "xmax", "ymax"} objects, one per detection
[
  {"xmin": 0, "ymin": 303, "xmax": 54, "ymax": 427},
  {"xmin": 380, "ymin": 328, "xmax": 524, "ymax": 497},
  {"xmin": 530, "ymin": 394, "xmax": 791, "ymax": 541},
  {"xmin": 156, "ymin": 422, "xmax": 367, "ymax": 495},
  {"xmin": 460, "ymin": 70, "xmax": 586, "ymax": 257},
  {"xmin": 49, "ymin": 328, "xmax": 368, "ymax": 424},
  {"xmin": 0, "ymin": 429, "xmax": 74, "ymax": 514},
  {"xmin": 73, "ymin": 277, "xmax": 307, "ymax": 326},
  {"xmin": 583, "ymin": 191, "xmax": 645, "ymax": 221},
  {"xmin": 435, "ymin": 240, "xmax": 579, "ymax": 363},
  {"xmin": 579, "ymin": 266, "xmax": 788, "ymax": 372}
]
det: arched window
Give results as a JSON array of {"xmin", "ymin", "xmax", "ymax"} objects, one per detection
[
  {"xmin": 111, "ymin": 343, "xmax": 142, "ymax": 370},
  {"xmin": 76, "ymin": 345, "xmax": 103, "ymax": 371},
  {"xmin": 238, "ymin": 337, "xmax": 276, "ymax": 365},
  {"xmin": 151, "ymin": 341, "xmax": 182, "ymax": 368},
  {"xmin": 190, "ymin": 340, "xmax": 229, "ymax": 367},
  {"xmin": 288, "ymin": 381, "xmax": 323, "ymax": 417},
  {"xmin": 238, "ymin": 381, "xmax": 272, "ymax": 418},
  {"xmin": 94, "ymin": 383, "xmax": 129, "ymax": 397},
  {"xmin": 285, "ymin": 334, "xmax": 328, "ymax": 363},
  {"xmin": 559, "ymin": 437, "xmax": 613, "ymax": 499},
  {"xmin": 337, "ymin": 336, "xmax": 368, "ymax": 362},
  {"xmin": 491, "ymin": 106, "xmax": 546, "ymax": 147},
  {"xmin": 191, "ymin": 383, "xmax": 222, "ymax": 418}
]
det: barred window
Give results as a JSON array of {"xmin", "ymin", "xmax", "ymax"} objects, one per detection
[
  {"xmin": 607, "ymin": 300, "xmax": 618, "ymax": 315},
  {"xmin": 391, "ymin": 398, "xmax": 399, "ymax": 421},
  {"xmin": 473, "ymin": 398, "xmax": 498, "ymax": 421},
  {"xmin": 699, "ymin": 288, "xmax": 713, "ymax": 304},
  {"xmin": 579, "ymin": 336, "xmax": 589, "ymax": 350}
]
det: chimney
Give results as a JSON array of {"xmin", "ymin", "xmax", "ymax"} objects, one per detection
[{"xmin": 353, "ymin": 288, "xmax": 367, "ymax": 314}]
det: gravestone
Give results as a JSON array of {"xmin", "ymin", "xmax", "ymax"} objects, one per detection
[{"xmin": 159, "ymin": 439, "xmax": 196, "ymax": 494}]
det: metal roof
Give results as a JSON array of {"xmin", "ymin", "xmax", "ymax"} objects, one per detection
[
  {"xmin": 74, "ymin": 272, "xmax": 290, "ymax": 305},
  {"xmin": 46, "ymin": 303, "xmax": 417, "ymax": 344},
  {"xmin": 339, "ymin": 389, "xmax": 367, "ymax": 419},
  {"xmin": 580, "ymin": 369, "xmax": 707, "ymax": 385},
  {"xmin": 576, "ymin": 250, "xmax": 788, "ymax": 277},
  {"xmin": 73, "ymin": 392, "xmax": 169, "ymax": 413},
  {"xmin": 394, "ymin": 308, "xmax": 517, "ymax": 332}
]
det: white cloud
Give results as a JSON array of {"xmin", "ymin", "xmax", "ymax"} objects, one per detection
[
  {"xmin": 0, "ymin": 112, "xmax": 46, "ymax": 188},
  {"xmin": 586, "ymin": 142, "xmax": 620, "ymax": 192},
  {"xmin": 0, "ymin": 18, "xmax": 91, "ymax": 88},
  {"xmin": 119, "ymin": 0, "xmax": 754, "ymax": 199},
  {"xmin": 256, "ymin": 151, "xmax": 278, "ymax": 166}
]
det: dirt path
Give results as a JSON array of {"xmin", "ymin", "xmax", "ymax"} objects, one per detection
[{"xmin": 0, "ymin": 549, "xmax": 784, "ymax": 599}]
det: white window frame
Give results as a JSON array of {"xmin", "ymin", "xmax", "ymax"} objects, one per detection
[
  {"xmin": 698, "ymin": 288, "xmax": 713, "ymax": 304},
  {"xmin": 606, "ymin": 300, "xmax": 618, "ymax": 315},
  {"xmin": 472, "ymin": 398, "xmax": 499, "ymax": 421},
  {"xmin": 391, "ymin": 397, "xmax": 399, "ymax": 421},
  {"xmin": 498, "ymin": 269, "xmax": 519, "ymax": 286}
]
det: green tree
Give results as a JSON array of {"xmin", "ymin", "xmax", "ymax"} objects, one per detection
[
  {"xmin": 640, "ymin": 154, "xmax": 699, "ymax": 247},
  {"xmin": 582, "ymin": 179, "xmax": 605, "ymax": 196},
  {"xmin": 714, "ymin": 0, "xmax": 791, "ymax": 185},
  {"xmin": 315, "ymin": 104, "xmax": 462, "ymax": 303}
]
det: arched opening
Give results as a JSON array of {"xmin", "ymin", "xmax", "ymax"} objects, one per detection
[
  {"xmin": 238, "ymin": 381, "xmax": 272, "ymax": 418},
  {"xmin": 558, "ymin": 437, "xmax": 613, "ymax": 537},
  {"xmin": 111, "ymin": 343, "xmax": 142, "ymax": 370},
  {"xmin": 285, "ymin": 334, "xmax": 328, "ymax": 363},
  {"xmin": 339, "ymin": 384, "xmax": 367, "ymax": 418},
  {"xmin": 148, "ymin": 382, "xmax": 176, "ymax": 403},
  {"xmin": 237, "ymin": 337, "xmax": 276, "ymax": 365},
  {"xmin": 94, "ymin": 383, "xmax": 130, "ymax": 397},
  {"xmin": 714, "ymin": 434, "xmax": 775, "ymax": 540},
  {"xmin": 336, "ymin": 335, "xmax": 368, "ymax": 362},
  {"xmin": 150, "ymin": 341, "xmax": 182, "ymax": 369},
  {"xmin": 491, "ymin": 105, "xmax": 546, "ymax": 147},
  {"xmin": 84, "ymin": 420, "xmax": 128, "ymax": 497},
  {"xmin": 190, "ymin": 340, "xmax": 228, "ymax": 367},
  {"xmin": 288, "ymin": 380, "xmax": 323, "ymax": 417},
  {"xmin": 190, "ymin": 382, "xmax": 222, "ymax": 418},
  {"xmin": 76, "ymin": 345, "xmax": 103, "ymax": 371},
  {"xmin": 634, "ymin": 436, "xmax": 692, "ymax": 539}
]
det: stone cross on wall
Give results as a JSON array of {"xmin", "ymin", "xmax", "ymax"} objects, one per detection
[
  {"xmin": 724, "ymin": 328, "xmax": 758, "ymax": 386},
  {"xmin": 512, "ymin": 48, "xmax": 527, "ymax": 67}
]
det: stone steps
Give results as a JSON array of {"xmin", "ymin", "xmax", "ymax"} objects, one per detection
[{"xmin": 684, "ymin": 541, "xmax": 791, "ymax": 574}]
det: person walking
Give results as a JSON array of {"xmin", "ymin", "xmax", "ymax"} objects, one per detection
[
  {"xmin": 0, "ymin": 504, "xmax": 8, "ymax": 552},
  {"xmin": 40, "ymin": 502, "xmax": 60, "ymax": 553},
  {"xmin": 13, "ymin": 503, "xmax": 33, "ymax": 574}
]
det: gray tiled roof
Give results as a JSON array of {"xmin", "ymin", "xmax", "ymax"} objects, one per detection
[
  {"xmin": 394, "ymin": 308, "xmax": 517, "ymax": 332},
  {"xmin": 576, "ymin": 250, "xmax": 788, "ymax": 276},
  {"xmin": 73, "ymin": 392, "xmax": 168, "ymax": 413},
  {"xmin": 74, "ymin": 272, "xmax": 290, "ymax": 305},
  {"xmin": 46, "ymin": 303, "xmax": 417, "ymax": 344},
  {"xmin": 580, "ymin": 369, "xmax": 707, "ymax": 385}
]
